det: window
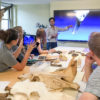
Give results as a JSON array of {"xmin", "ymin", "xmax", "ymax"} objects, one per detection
[{"xmin": 1, "ymin": 4, "xmax": 10, "ymax": 30}]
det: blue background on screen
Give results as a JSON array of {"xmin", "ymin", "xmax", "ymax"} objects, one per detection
[
  {"xmin": 23, "ymin": 35, "xmax": 35, "ymax": 45},
  {"xmin": 54, "ymin": 10, "xmax": 100, "ymax": 42}
]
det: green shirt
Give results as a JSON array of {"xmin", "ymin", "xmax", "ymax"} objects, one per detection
[{"xmin": 0, "ymin": 41, "xmax": 17, "ymax": 72}]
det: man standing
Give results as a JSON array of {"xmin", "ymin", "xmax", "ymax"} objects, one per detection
[{"xmin": 46, "ymin": 17, "xmax": 72, "ymax": 50}]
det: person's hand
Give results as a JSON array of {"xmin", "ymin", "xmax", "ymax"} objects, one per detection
[
  {"xmin": 48, "ymin": 49, "xmax": 56, "ymax": 53},
  {"xmin": 27, "ymin": 41, "xmax": 36, "ymax": 53},
  {"xmin": 67, "ymin": 25, "xmax": 73, "ymax": 28},
  {"xmin": 85, "ymin": 52, "xmax": 95, "ymax": 67},
  {"xmin": 51, "ymin": 33, "xmax": 58, "ymax": 38},
  {"xmin": 55, "ymin": 33, "xmax": 58, "ymax": 37}
]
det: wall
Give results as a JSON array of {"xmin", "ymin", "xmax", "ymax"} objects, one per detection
[
  {"xmin": 50, "ymin": 0, "xmax": 100, "ymax": 16},
  {"xmin": 16, "ymin": 0, "xmax": 100, "ymax": 48},
  {"xmin": 57, "ymin": 41, "xmax": 88, "ymax": 48},
  {"xmin": 17, "ymin": 4, "xmax": 50, "ymax": 35},
  {"xmin": 50, "ymin": 0, "xmax": 100, "ymax": 48}
]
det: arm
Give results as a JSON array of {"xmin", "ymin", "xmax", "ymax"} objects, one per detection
[
  {"xmin": 38, "ymin": 44, "xmax": 56, "ymax": 54},
  {"xmin": 37, "ymin": 38, "xmax": 56, "ymax": 54},
  {"xmin": 37, "ymin": 38, "xmax": 48, "ymax": 54},
  {"xmin": 84, "ymin": 52, "xmax": 94, "ymax": 81},
  {"xmin": 79, "ymin": 92, "xmax": 98, "ymax": 100},
  {"xmin": 38, "ymin": 47, "xmax": 48, "ymax": 54},
  {"xmin": 38, "ymin": 45, "xmax": 56, "ymax": 54},
  {"xmin": 13, "ymin": 39, "xmax": 23, "ymax": 58},
  {"xmin": 48, "ymin": 48, "xmax": 56, "ymax": 53},
  {"xmin": 57, "ymin": 25, "xmax": 73, "ymax": 32},
  {"xmin": 12, "ymin": 42, "xmax": 36, "ymax": 71}
]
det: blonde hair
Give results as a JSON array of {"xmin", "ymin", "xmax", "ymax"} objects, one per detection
[{"xmin": 88, "ymin": 32, "xmax": 100, "ymax": 58}]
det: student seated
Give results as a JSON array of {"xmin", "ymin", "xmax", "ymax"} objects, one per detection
[
  {"xmin": 12, "ymin": 26, "xmax": 25, "ymax": 62},
  {"xmin": 31, "ymin": 28, "xmax": 56, "ymax": 56},
  {"xmin": 79, "ymin": 32, "xmax": 100, "ymax": 100},
  {"xmin": 0, "ymin": 29, "xmax": 35, "ymax": 72}
]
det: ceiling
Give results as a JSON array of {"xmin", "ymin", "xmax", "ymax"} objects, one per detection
[
  {"xmin": 1, "ymin": 0, "xmax": 51, "ymax": 5},
  {"xmin": 1, "ymin": 0, "xmax": 82, "ymax": 5},
  {"xmin": 1, "ymin": 0, "xmax": 84, "ymax": 5}
]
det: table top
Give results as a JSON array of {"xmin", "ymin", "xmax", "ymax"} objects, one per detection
[
  {"xmin": 0, "ymin": 46, "xmax": 87, "ymax": 100},
  {"xmin": 0, "ymin": 66, "xmax": 29, "ymax": 87}
]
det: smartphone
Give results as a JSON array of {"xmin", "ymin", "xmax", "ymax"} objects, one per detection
[{"xmin": 35, "ymin": 42, "xmax": 39, "ymax": 47}]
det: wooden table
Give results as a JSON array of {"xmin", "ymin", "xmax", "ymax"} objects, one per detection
[
  {"xmin": 0, "ymin": 47, "xmax": 87, "ymax": 100},
  {"xmin": 0, "ymin": 66, "xmax": 29, "ymax": 88}
]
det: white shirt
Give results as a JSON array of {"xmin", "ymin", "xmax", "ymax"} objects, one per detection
[{"xmin": 46, "ymin": 26, "xmax": 69, "ymax": 42}]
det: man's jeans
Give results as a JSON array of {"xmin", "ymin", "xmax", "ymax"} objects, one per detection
[{"xmin": 47, "ymin": 42, "xmax": 57, "ymax": 50}]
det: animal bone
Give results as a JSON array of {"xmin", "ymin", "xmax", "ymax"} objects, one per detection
[
  {"xmin": 18, "ymin": 58, "xmax": 79, "ymax": 91},
  {"xmin": 29, "ymin": 92, "xmax": 40, "ymax": 100},
  {"xmin": 59, "ymin": 54, "xmax": 67, "ymax": 61},
  {"xmin": 31, "ymin": 73, "xmax": 79, "ymax": 91},
  {"xmin": 52, "ymin": 58, "xmax": 77, "ymax": 82}
]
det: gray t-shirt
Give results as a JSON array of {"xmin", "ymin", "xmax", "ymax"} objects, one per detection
[
  {"xmin": 0, "ymin": 42, "xmax": 17, "ymax": 72},
  {"xmin": 85, "ymin": 66, "xmax": 100, "ymax": 98},
  {"xmin": 12, "ymin": 45, "xmax": 24, "ymax": 62}
]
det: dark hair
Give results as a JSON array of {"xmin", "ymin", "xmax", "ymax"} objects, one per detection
[
  {"xmin": 0, "ymin": 29, "xmax": 18, "ymax": 44},
  {"xmin": 88, "ymin": 32, "xmax": 100, "ymax": 58},
  {"xmin": 49, "ymin": 17, "xmax": 55, "ymax": 22}
]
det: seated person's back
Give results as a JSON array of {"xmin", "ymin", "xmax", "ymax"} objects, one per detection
[
  {"xmin": 31, "ymin": 28, "xmax": 46, "ymax": 56},
  {"xmin": 12, "ymin": 26, "xmax": 25, "ymax": 62},
  {"xmin": 0, "ymin": 29, "xmax": 35, "ymax": 72},
  {"xmin": 0, "ymin": 41, "xmax": 17, "ymax": 72}
]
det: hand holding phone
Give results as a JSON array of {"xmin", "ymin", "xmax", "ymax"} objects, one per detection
[{"xmin": 35, "ymin": 42, "xmax": 39, "ymax": 48}]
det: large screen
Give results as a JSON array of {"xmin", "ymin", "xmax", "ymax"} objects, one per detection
[{"xmin": 54, "ymin": 10, "xmax": 100, "ymax": 42}]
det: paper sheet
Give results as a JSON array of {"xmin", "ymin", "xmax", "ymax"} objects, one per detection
[{"xmin": 0, "ymin": 81, "xmax": 10, "ymax": 92}]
